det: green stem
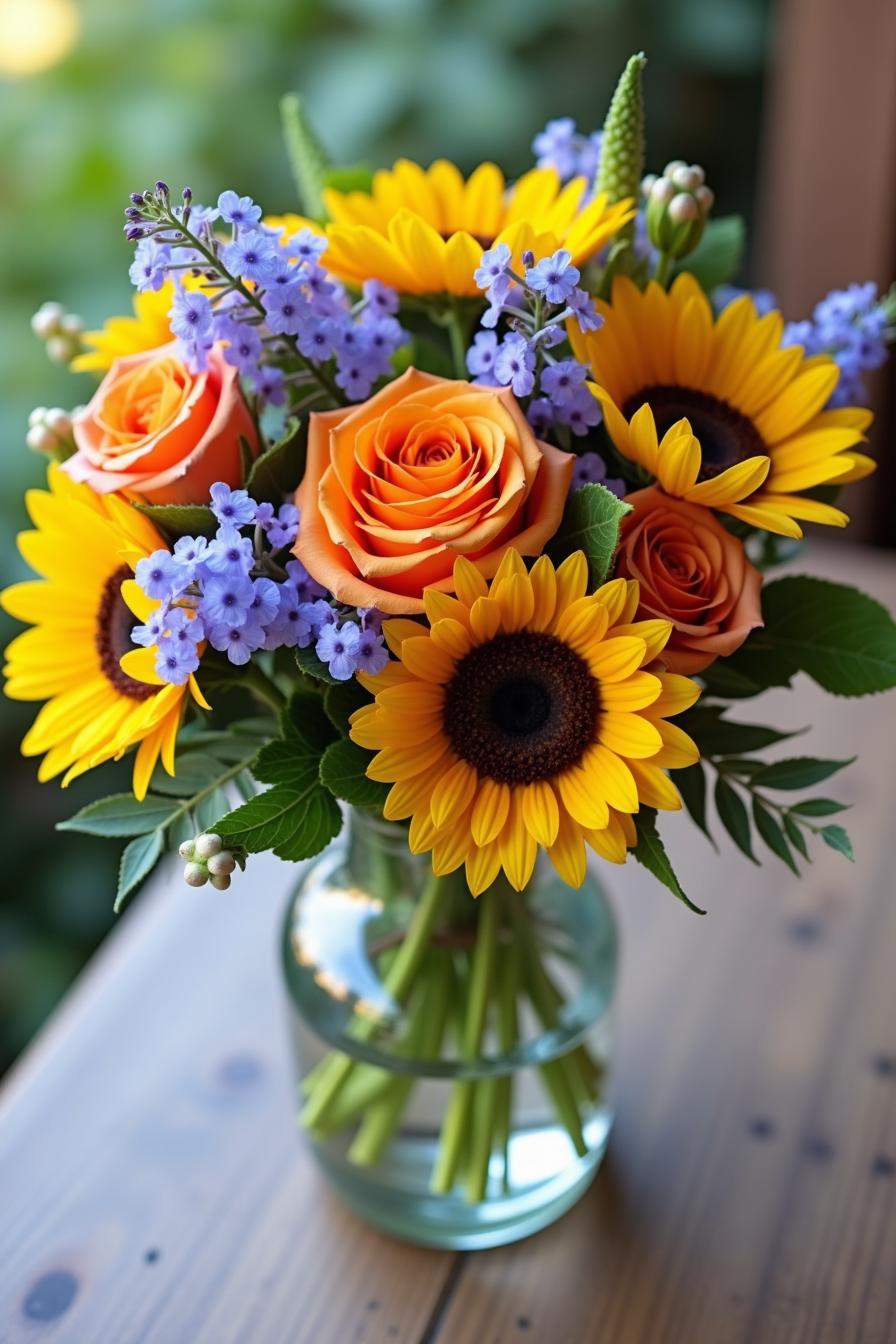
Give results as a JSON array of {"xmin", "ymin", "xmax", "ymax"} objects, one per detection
[
  {"xmin": 300, "ymin": 870, "xmax": 448, "ymax": 1131},
  {"xmin": 494, "ymin": 922, "xmax": 521, "ymax": 1191},
  {"xmin": 446, "ymin": 300, "xmax": 471, "ymax": 379},
  {"xmin": 654, "ymin": 250, "xmax": 673, "ymax": 288},
  {"xmin": 431, "ymin": 888, "xmax": 499, "ymax": 1194}
]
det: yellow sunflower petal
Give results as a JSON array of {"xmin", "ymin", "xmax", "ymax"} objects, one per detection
[
  {"xmin": 470, "ymin": 778, "xmax": 511, "ymax": 846},
  {"xmin": 521, "ymin": 779, "xmax": 560, "ymax": 847}
]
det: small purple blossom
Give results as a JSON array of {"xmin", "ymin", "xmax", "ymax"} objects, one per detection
[
  {"xmin": 466, "ymin": 330, "xmax": 499, "ymax": 384},
  {"xmin": 262, "ymin": 282, "xmax": 308, "ymax": 336},
  {"xmin": 316, "ymin": 620, "xmax": 362, "ymax": 681},
  {"xmin": 130, "ymin": 607, "xmax": 169, "ymax": 648},
  {"xmin": 154, "ymin": 640, "xmax": 197, "ymax": 684},
  {"xmin": 565, "ymin": 288, "xmax": 603, "ymax": 334},
  {"xmin": 252, "ymin": 364, "xmax": 287, "ymax": 406},
  {"xmin": 136, "ymin": 550, "xmax": 188, "ymax": 601},
  {"xmin": 169, "ymin": 289, "xmax": 213, "ymax": 342},
  {"xmin": 356, "ymin": 629, "xmax": 389, "ymax": 675},
  {"xmin": 362, "ymin": 279, "xmax": 399, "ymax": 317},
  {"xmin": 494, "ymin": 333, "xmax": 536, "ymax": 398},
  {"xmin": 266, "ymin": 503, "xmax": 299, "ymax": 550},
  {"xmin": 560, "ymin": 386, "xmax": 603, "ymax": 437},
  {"xmin": 474, "ymin": 244, "xmax": 512, "ymax": 300},
  {"xmin": 209, "ymin": 484, "xmax": 256, "ymax": 528},
  {"xmin": 215, "ymin": 317, "xmax": 263, "ymax": 375},
  {"xmin": 526, "ymin": 397, "xmax": 555, "ymax": 437},
  {"xmin": 208, "ymin": 618, "xmax": 267, "ymax": 666},
  {"xmin": 247, "ymin": 577, "xmax": 280, "ymax": 626},
  {"xmin": 570, "ymin": 451, "xmax": 625, "ymax": 497},
  {"xmin": 200, "ymin": 574, "xmax": 255, "ymax": 628},
  {"xmin": 285, "ymin": 560, "xmax": 328, "ymax": 603},
  {"xmin": 525, "ymin": 249, "xmax": 580, "ymax": 305},
  {"xmin": 129, "ymin": 239, "xmax": 170, "ymax": 293},
  {"xmin": 221, "ymin": 231, "xmax": 278, "ymax": 285},
  {"xmin": 285, "ymin": 227, "xmax": 328, "ymax": 265},
  {"xmin": 172, "ymin": 534, "xmax": 209, "ymax": 572},
  {"xmin": 217, "ymin": 190, "xmax": 262, "ymax": 228},
  {"xmin": 261, "ymin": 587, "xmax": 313, "ymax": 650},
  {"xmin": 541, "ymin": 358, "xmax": 587, "ymax": 407},
  {"xmin": 303, "ymin": 598, "xmax": 337, "ymax": 634}
]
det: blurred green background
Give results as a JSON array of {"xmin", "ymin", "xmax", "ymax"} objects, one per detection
[{"xmin": 0, "ymin": 0, "xmax": 771, "ymax": 1070}]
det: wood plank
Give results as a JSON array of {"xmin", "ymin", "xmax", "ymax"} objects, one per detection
[
  {"xmin": 432, "ymin": 543, "xmax": 896, "ymax": 1343},
  {"xmin": 0, "ymin": 852, "xmax": 455, "ymax": 1344}
]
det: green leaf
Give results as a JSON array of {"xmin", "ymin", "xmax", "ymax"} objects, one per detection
[
  {"xmin": 57, "ymin": 793, "xmax": 180, "ymax": 838},
  {"xmin": 699, "ymin": 641, "xmax": 795, "ymax": 699},
  {"xmin": 752, "ymin": 798, "xmax": 799, "ymax": 874},
  {"xmin": 295, "ymin": 644, "xmax": 339, "ymax": 684},
  {"xmin": 632, "ymin": 809, "xmax": 705, "ymax": 914},
  {"xmin": 115, "ymin": 830, "xmax": 164, "ymax": 913},
  {"xmin": 213, "ymin": 784, "xmax": 341, "ymax": 863},
  {"xmin": 783, "ymin": 812, "xmax": 810, "ymax": 860},
  {"xmin": 821, "ymin": 824, "xmax": 854, "ymax": 861},
  {"xmin": 753, "ymin": 576, "xmax": 896, "ymax": 697},
  {"xmin": 214, "ymin": 713, "xmax": 342, "ymax": 861},
  {"xmin": 675, "ymin": 762, "xmax": 715, "ymax": 847},
  {"xmin": 790, "ymin": 798, "xmax": 851, "ymax": 817},
  {"xmin": 682, "ymin": 706, "xmax": 799, "ymax": 756},
  {"xmin": 324, "ymin": 678, "xmax": 372, "ymax": 734},
  {"xmin": 714, "ymin": 777, "xmax": 757, "ymax": 862},
  {"xmin": 549, "ymin": 483, "xmax": 632, "ymax": 588},
  {"xmin": 677, "ymin": 215, "xmax": 745, "ymax": 290},
  {"xmin": 320, "ymin": 738, "xmax": 389, "ymax": 810},
  {"xmin": 280, "ymin": 692, "xmax": 338, "ymax": 750},
  {"xmin": 750, "ymin": 756, "xmax": 854, "ymax": 790},
  {"xmin": 132, "ymin": 502, "xmax": 217, "ymax": 538},
  {"xmin": 280, "ymin": 93, "xmax": 329, "ymax": 218},
  {"xmin": 245, "ymin": 419, "xmax": 307, "ymax": 505},
  {"xmin": 149, "ymin": 755, "xmax": 225, "ymax": 797}
]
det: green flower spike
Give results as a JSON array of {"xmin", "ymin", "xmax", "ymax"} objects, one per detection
[{"xmin": 596, "ymin": 51, "xmax": 647, "ymax": 249}]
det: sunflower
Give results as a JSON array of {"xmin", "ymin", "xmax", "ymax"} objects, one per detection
[
  {"xmin": 1, "ymin": 465, "xmax": 208, "ymax": 799},
  {"xmin": 570, "ymin": 274, "xmax": 875, "ymax": 538},
  {"xmin": 72, "ymin": 283, "xmax": 176, "ymax": 375},
  {"xmin": 319, "ymin": 159, "xmax": 635, "ymax": 297},
  {"xmin": 349, "ymin": 549, "xmax": 700, "ymax": 895}
]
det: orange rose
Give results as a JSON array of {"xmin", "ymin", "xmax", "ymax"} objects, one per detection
[
  {"xmin": 65, "ymin": 342, "xmax": 256, "ymax": 504},
  {"xmin": 616, "ymin": 487, "xmax": 763, "ymax": 674},
  {"xmin": 294, "ymin": 368, "xmax": 573, "ymax": 613}
]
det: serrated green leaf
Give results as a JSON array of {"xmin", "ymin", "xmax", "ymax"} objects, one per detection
[
  {"xmin": 752, "ymin": 798, "xmax": 799, "ymax": 874},
  {"xmin": 820, "ymin": 824, "xmax": 854, "ymax": 861},
  {"xmin": 295, "ymin": 644, "xmax": 339, "ymax": 684},
  {"xmin": 324, "ymin": 679, "xmax": 373, "ymax": 733},
  {"xmin": 280, "ymin": 93, "xmax": 329, "ymax": 218},
  {"xmin": 678, "ymin": 215, "xmax": 745, "ymax": 290},
  {"xmin": 280, "ymin": 692, "xmax": 338, "ymax": 751},
  {"xmin": 245, "ymin": 419, "xmax": 307, "ymax": 505},
  {"xmin": 783, "ymin": 812, "xmax": 810, "ymax": 860},
  {"xmin": 750, "ymin": 756, "xmax": 854, "ymax": 790},
  {"xmin": 549, "ymin": 483, "xmax": 632, "ymax": 588},
  {"xmin": 714, "ymin": 777, "xmax": 757, "ymax": 862},
  {"xmin": 213, "ymin": 783, "xmax": 341, "ymax": 862},
  {"xmin": 133, "ymin": 502, "xmax": 217, "ymax": 538},
  {"xmin": 674, "ymin": 762, "xmax": 715, "ymax": 848},
  {"xmin": 683, "ymin": 706, "xmax": 800, "ymax": 757},
  {"xmin": 57, "ymin": 793, "xmax": 180, "ymax": 838},
  {"xmin": 632, "ymin": 809, "xmax": 704, "ymax": 914},
  {"xmin": 252, "ymin": 739, "xmax": 320, "ymax": 791},
  {"xmin": 320, "ymin": 738, "xmax": 389, "ymax": 810},
  {"xmin": 790, "ymin": 798, "xmax": 851, "ymax": 817},
  {"xmin": 115, "ymin": 830, "xmax": 164, "ymax": 912},
  {"xmin": 752, "ymin": 576, "xmax": 896, "ymax": 697}
]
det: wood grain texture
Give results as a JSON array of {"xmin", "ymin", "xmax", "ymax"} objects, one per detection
[{"xmin": 0, "ymin": 542, "xmax": 894, "ymax": 1344}]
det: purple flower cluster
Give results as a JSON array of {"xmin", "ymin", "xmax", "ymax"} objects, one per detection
[
  {"xmin": 131, "ymin": 481, "xmax": 388, "ymax": 685},
  {"xmin": 532, "ymin": 119, "xmax": 602, "ymax": 187},
  {"xmin": 124, "ymin": 184, "xmax": 407, "ymax": 407},
  {"xmin": 467, "ymin": 245, "xmax": 604, "ymax": 437},
  {"xmin": 568, "ymin": 451, "xmax": 625, "ymax": 498},
  {"xmin": 782, "ymin": 282, "xmax": 895, "ymax": 407}
]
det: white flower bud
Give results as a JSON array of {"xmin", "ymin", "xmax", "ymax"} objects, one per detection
[
  {"xmin": 194, "ymin": 832, "xmax": 223, "ymax": 859},
  {"xmin": 649, "ymin": 177, "xmax": 675, "ymax": 206},
  {"xmin": 640, "ymin": 173, "xmax": 657, "ymax": 198},
  {"xmin": 207, "ymin": 850, "xmax": 236, "ymax": 877},
  {"xmin": 28, "ymin": 406, "xmax": 48, "ymax": 428},
  {"xmin": 695, "ymin": 185, "xmax": 715, "ymax": 214},
  {"xmin": 183, "ymin": 862, "xmax": 209, "ymax": 888},
  {"xmin": 60, "ymin": 313, "xmax": 84, "ymax": 336},
  {"xmin": 26, "ymin": 424, "xmax": 54, "ymax": 453},
  {"xmin": 178, "ymin": 839, "xmax": 196, "ymax": 861},
  {"xmin": 46, "ymin": 336, "xmax": 75, "ymax": 365},
  {"xmin": 209, "ymin": 873, "xmax": 232, "ymax": 891},
  {"xmin": 31, "ymin": 302, "xmax": 64, "ymax": 338},
  {"xmin": 44, "ymin": 408, "xmax": 72, "ymax": 435},
  {"xmin": 672, "ymin": 165, "xmax": 704, "ymax": 191},
  {"xmin": 663, "ymin": 160, "xmax": 686, "ymax": 179},
  {"xmin": 668, "ymin": 193, "xmax": 700, "ymax": 224}
]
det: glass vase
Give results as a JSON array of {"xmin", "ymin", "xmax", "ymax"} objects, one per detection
[{"xmin": 281, "ymin": 809, "xmax": 617, "ymax": 1250}]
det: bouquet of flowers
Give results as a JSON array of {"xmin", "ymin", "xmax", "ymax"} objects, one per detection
[{"xmin": 6, "ymin": 54, "xmax": 896, "ymax": 1235}]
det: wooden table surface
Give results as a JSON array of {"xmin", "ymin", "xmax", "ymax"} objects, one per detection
[{"xmin": 1, "ymin": 542, "xmax": 895, "ymax": 1344}]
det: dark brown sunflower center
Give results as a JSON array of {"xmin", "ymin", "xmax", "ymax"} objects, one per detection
[
  {"xmin": 96, "ymin": 565, "xmax": 154, "ymax": 701},
  {"xmin": 443, "ymin": 632, "xmax": 598, "ymax": 785},
  {"xmin": 622, "ymin": 384, "xmax": 767, "ymax": 480}
]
